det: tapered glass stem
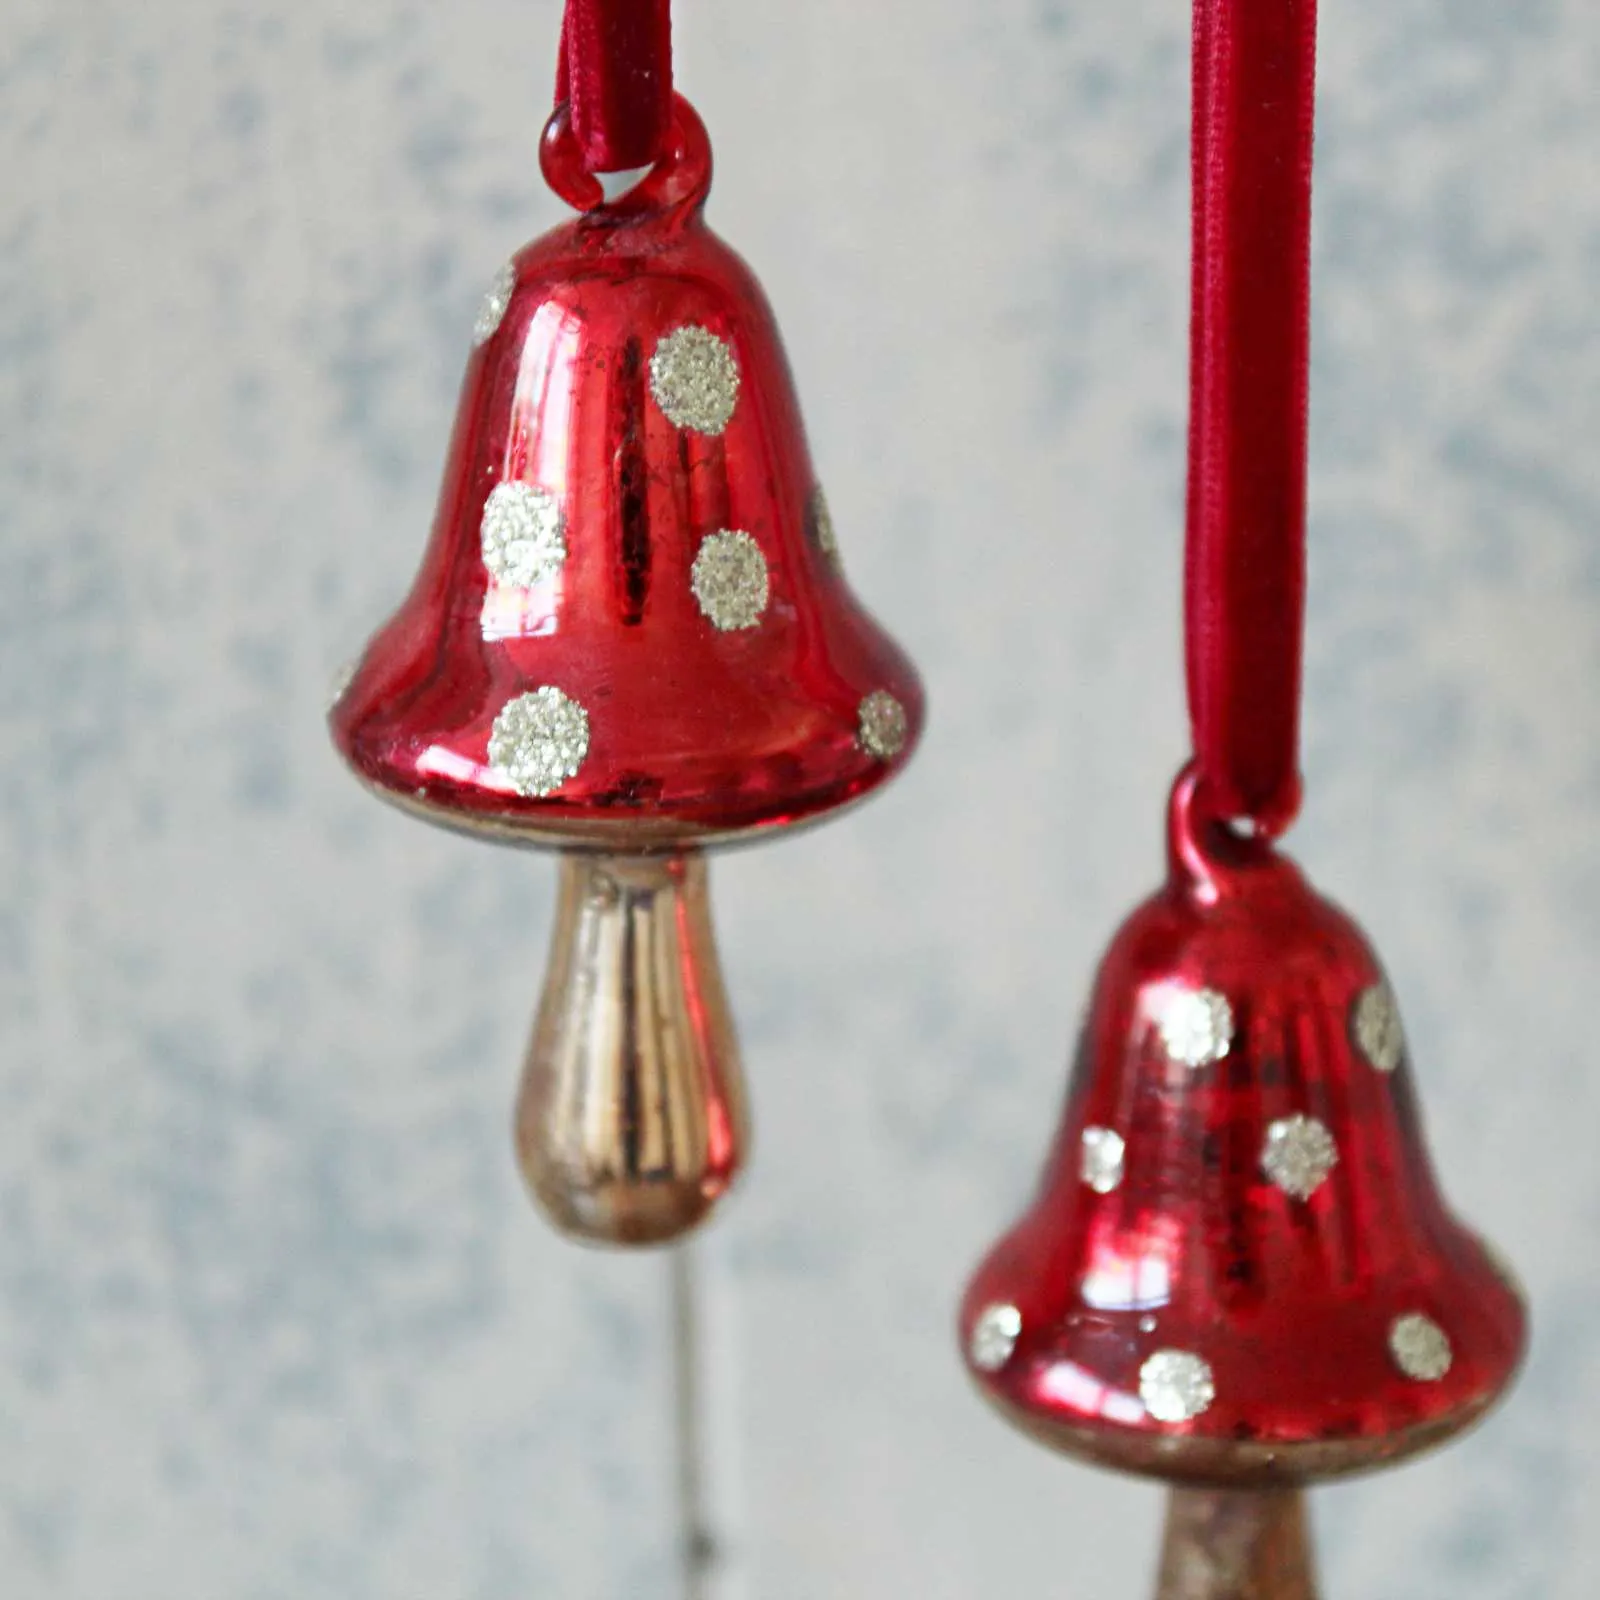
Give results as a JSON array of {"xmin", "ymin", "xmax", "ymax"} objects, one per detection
[
  {"xmin": 514, "ymin": 851, "xmax": 748, "ymax": 1245},
  {"xmin": 1155, "ymin": 1489, "xmax": 1320, "ymax": 1600}
]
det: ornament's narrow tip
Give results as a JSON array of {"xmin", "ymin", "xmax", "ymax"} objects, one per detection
[{"xmin": 514, "ymin": 850, "xmax": 748, "ymax": 1247}]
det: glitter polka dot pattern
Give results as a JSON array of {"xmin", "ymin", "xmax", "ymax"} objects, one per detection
[
  {"xmin": 1354, "ymin": 981, "xmax": 1405, "ymax": 1073},
  {"xmin": 1389, "ymin": 1313, "xmax": 1452, "ymax": 1382},
  {"xmin": 858, "ymin": 691, "xmax": 908, "ymax": 761},
  {"xmin": 690, "ymin": 530, "xmax": 769, "ymax": 631},
  {"xmin": 969, "ymin": 1304, "xmax": 1022, "ymax": 1373},
  {"xmin": 487, "ymin": 688, "xmax": 590, "ymax": 798},
  {"xmin": 809, "ymin": 486, "xmax": 841, "ymax": 566},
  {"xmin": 1080, "ymin": 1127, "xmax": 1126, "ymax": 1194},
  {"xmin": 1157, "ymin": 987, "xmax": 1234, "ymax": 1068},
  {"xmin": 649, "ymin": 325, "xmax": 740, "ymax": 435},
  {"xmin": 1139, "ymin": 1350, "xmax": 1215, "ymax": 1424},
  {"xmin": 481, "ymin": 482, "xmax": 567, "ymax": 589},
  {"xmin": 473, "ymin": 261, "xmax": 517, "ymax": 347},
  {"xmin": 1261, "ymin": 1113, "xmax": 1338, "ymax": 1200}
]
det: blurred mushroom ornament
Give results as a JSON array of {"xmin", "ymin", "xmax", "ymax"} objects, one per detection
[{"xmin": 958, "ymin": 3, "xmax": 1526, "ymax": 1596}]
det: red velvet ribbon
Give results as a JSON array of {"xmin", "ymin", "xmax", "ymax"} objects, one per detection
[
  {"xmin": 555, "ymin": 0, "xmax": 674, "ymax": 174},
  {"xmin": 1184, "ymin": 0, "xmax": 1318, "ymax": 833}
]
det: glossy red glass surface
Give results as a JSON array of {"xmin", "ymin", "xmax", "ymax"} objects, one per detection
[
  {"xmin": 962, "ymin": 768, "xmax": 1525, "ymax": 1478},
  {"xmin": 330, "ymin": 96, "xmax": 922, "ymax": 846}
]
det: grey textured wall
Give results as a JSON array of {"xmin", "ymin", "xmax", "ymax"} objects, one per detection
[{"xmin": 3, "ymin": 1, "xmax": 1596, "ymax": 1596}]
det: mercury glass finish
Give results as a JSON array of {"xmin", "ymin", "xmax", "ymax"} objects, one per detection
[
  {"xmin": 515, "ymin": 852, "xmax": 748, "ymax": 1246},
  {"xmin": 331, "ymin": 99, "xmax": 923, "ymax": 845}
]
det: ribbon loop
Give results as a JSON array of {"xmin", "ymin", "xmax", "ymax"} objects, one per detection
[
  {"xmin": 1184, "ymin": 0, "xmax": 1318, "ymax": 835},
  {"xmin": 555, "ymin": 0, "xmax": 674, "ymax": 175}
]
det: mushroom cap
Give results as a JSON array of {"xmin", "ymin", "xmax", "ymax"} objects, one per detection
[
  {"xmin": 961, "ymin": 770, "xmax": 1526, "ymax": 1485},
  {"xmin": 331, "ymin": 103, "xmax": 922, "ymax": 848}
]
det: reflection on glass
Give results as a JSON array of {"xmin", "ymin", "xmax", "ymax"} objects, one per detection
[
  {"xmin": 1079, "ymin": 1212, "xmax": 1179, "ymax": 1313},
  {"xmin": 1037, "ymin": 1360, "xmax": 1146, "ymax": 1426},
  {"xmin": 481, "ymin": 302, "xmax": 586, "ymax": 642}
]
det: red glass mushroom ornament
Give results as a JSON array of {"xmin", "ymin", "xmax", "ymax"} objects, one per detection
[
  {"xmin": 961, "ymin": 768, "xmax": 1525, "ymax": 1484},
  {"xmin": 330, "ymin": 96, "xmax": 923, "ymax": 1246}
]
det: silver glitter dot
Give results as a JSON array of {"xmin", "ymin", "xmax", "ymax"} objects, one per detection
[
  {"xmin": 810, "ymin": 486, "xmax": 841, "ymax": 565},
  {"xmin": 1139, "ymin": 1349, "xmax": 1216, "ymax": 1424},
  {"xmin": 1157, "ymin": 988, "xmax": 1234, "ymax": 1069},
  {"xmin": 487, "ymin": 687, "xmax": 590, "ymax": 798},
  {"xmin": 649, "ymin": 324, "xmax": 740, "ymax": 435},
  {"xmin": 1389, "ymin": 1312, "xmax": 1452, "ymax": 1382},
  {"xmin": 1080, "ymin": 1126, "xmax": 1126, "ymax": 1194},
  {"xmin": 481, "ymin": 482, "xmax": 568, "ymax": 589},
  {"xmin": 1354, "ymin": 981, "xmax": 1405, "ymax": 1073},
  {"xmin": 690, "ymin": 529, "xmax": 770, "ymax": 631},
  {"xmin": 1261, "ymin": 1113, "xmax": 1339, "ymax": 1201},
  {"xmin": 473, "ymin": 260, "xmax": 517, "ymax": 347},
  {"xmin": 858, "ymin": 690, "xmax": 908, "ymax": 761},
  {"xmin": 325, "ymin": 656, "xmax": 357, "ymax": 715},
  {"xmin": 969, "ymin": 1303, "xmax": 1022, "ymax": 1373}
]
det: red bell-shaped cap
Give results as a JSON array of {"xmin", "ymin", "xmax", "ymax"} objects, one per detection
[
  {"xmin": 961, "ymin": 767, "xmax": 1526, "ymax": 1484},
  {"xmin": 330, "ymin": 96, "xmax": 922, "ymax": 848}
]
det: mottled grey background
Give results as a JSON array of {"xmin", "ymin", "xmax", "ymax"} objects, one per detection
[{"xmin": 3, "ymin": 1, "xmax": 1596, "ymax": 1596}]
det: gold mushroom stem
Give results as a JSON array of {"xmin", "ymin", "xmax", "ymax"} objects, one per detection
[
  {"xmin": 515, "ymin": 850, "xmax": 749, "ymax": 1246},
  {"xmin": 1155, "ymin": 1489, "xmax": 1321, "ymax": 1600}
]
